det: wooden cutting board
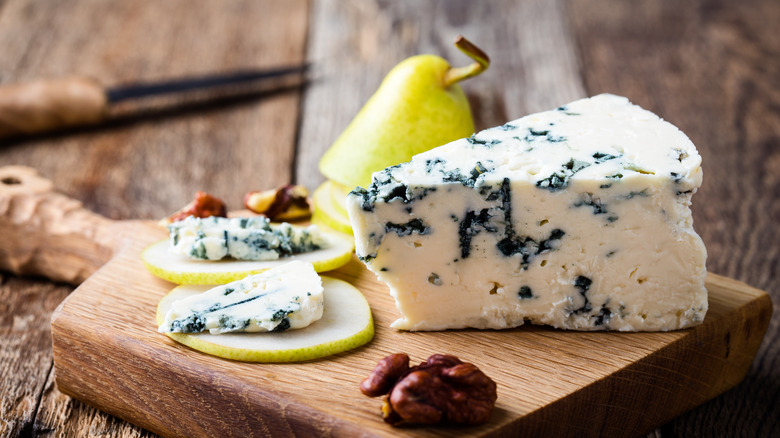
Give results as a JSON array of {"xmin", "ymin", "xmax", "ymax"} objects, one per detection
[{"xmin": 1, "ymin": 166, "xmax": 772, "ymax": 437}]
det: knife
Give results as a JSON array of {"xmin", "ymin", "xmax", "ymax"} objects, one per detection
[{"xmin": 0, "ymin": 64, "xmax": 308, "ymax": 139}]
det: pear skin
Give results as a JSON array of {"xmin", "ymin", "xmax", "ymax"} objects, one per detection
[
  {"xmin": 319, "ymin": 54, "xmax": 475, "ymax": 189},
  {"xmin": 311, "ymin": 181, "xmax": 354, "ymax": 235}
]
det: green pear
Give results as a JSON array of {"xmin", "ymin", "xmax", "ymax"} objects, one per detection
[{"xmin": 319, "ymin": 36, "xmax": 490, "ymax": 189}]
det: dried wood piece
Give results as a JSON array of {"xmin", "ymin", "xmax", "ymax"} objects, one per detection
[{"xmin": 0, "ymin": 166, "xmax": 120, "ymax": 285}]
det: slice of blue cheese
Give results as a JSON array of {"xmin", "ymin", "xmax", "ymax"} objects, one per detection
[
  {"xmin": 158, "ymin": 261, "xmax": 324, "ymax": 334},
  {"xmin": 346, "ymin": 94, "xmax": 707, "ymax": 332},
  {"xmin": 168, "ymin": 216, "xmax": 324, "ymax": 261}
]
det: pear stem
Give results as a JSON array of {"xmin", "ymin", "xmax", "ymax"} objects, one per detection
[{"xmin": 442, "ymin": 35, "xmax": 491, "ymax": 88}]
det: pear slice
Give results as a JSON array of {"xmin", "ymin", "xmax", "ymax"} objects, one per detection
[
  {"xmin": 311, "ymin": 181, "xmax": 353, "ymax": 235},
  {"xmin": 142, "ymin": 228, "xmax": 354, "ymax": 285},
  {"xmin": 328, "ymin": 181, "xmax": 351, "ymax": 216},
  {"xmin": 156, "ymin": 277, "xmax": 374, "ymax": 362}
]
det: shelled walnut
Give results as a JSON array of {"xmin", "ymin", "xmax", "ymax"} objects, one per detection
[{"xmin": 360, "ymin": 353, "xmax": 497, "ymax": 426}]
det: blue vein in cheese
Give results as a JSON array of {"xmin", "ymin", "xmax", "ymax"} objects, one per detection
[
  {"xmin": 168, "ymin": 216, "xmax": 325, "ymax": 261},
  {"xmin": 159, "ymin": 261, "xmax": 324, "ymax": 334}
]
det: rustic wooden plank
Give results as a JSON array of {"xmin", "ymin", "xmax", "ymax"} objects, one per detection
[
  {"xmin": 566, "ymin": 0, "xmax": 780, "ymax": 437},
  {"xmin": 0, "ymin": 276, "xmax": 71, "ymax": 437},
  {"xmin": 296, "ymin": 0, "xmax": 585, "ymax": 191},
  {"xmin": 34, "ymin": 369, "xmax": 157, "ymax": 438}
]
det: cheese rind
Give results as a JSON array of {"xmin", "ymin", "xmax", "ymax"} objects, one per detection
[
  {"xmin": 347, "ymin": 94, "xmax": 707, "ymax": 332},
  {"xmin": 159, "ymin": 261, "xmax": 324, "ymax": 334}
]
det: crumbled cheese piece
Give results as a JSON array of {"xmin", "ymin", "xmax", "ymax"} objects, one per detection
[{"xmin": 168, "ymin": 216, "xmax": 324, "ymax": 261}]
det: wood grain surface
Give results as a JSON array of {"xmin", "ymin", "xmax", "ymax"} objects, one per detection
[
  {"xmin": 1, "ymin": 0, "xmax": 778, "ymax": 437},
  {"xmin": 567, "ymin": 1, "xmax": 780, "ymax": 436}
]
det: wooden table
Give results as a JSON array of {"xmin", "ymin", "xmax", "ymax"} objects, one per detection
[{"xmin": 0, "ymin": 0, "xmax": 777, "ymax": 436}]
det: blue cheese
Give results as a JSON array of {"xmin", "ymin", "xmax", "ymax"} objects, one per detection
[
  {"xmin": 159, "ymin": 261, "xmax": 324, "ymax": 334},
  {"xmin": 168, "ymin": 216, "xmax": 324, "ymax": 261},
  {"xmin": 347, "ymin": 94, "xmax": 707, "ymax": 332}
]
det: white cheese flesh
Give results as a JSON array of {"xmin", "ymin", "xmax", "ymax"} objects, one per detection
[
  {"xmin": 347, "ymin": 94, "xmax": 707, "ymax": 332},
  {"xmin": 159, "ymin": 261, "xmax": 324, "ymax": 334},
  {"xmin": 168, "ymin": 216, "xmax": 324, "ymax": 261}
]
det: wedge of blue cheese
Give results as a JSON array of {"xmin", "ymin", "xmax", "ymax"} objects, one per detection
[
  {"xmin": 159, "ymin": 261, "xmax": 324, "ymax": 334},
  {"xmin": 347, "ymin": 94, "xmax": 707, "ymax": 332},
  {"xmin": 168, "ymin": 216, "xmax": 324, "ymax": 261}
]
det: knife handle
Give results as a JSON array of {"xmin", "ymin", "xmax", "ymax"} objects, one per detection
[
  {"xmin": 0, "ymin": 166, "xmax": 119, "ymax": 284},
  {"xmin": 0, "ymin": 77, "xmax": 108, "ymax": 139}
]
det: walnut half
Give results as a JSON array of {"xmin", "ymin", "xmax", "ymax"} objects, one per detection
[{"xmin": 360, "ymin": 353, "xmax": 497, "ymax": 426}]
